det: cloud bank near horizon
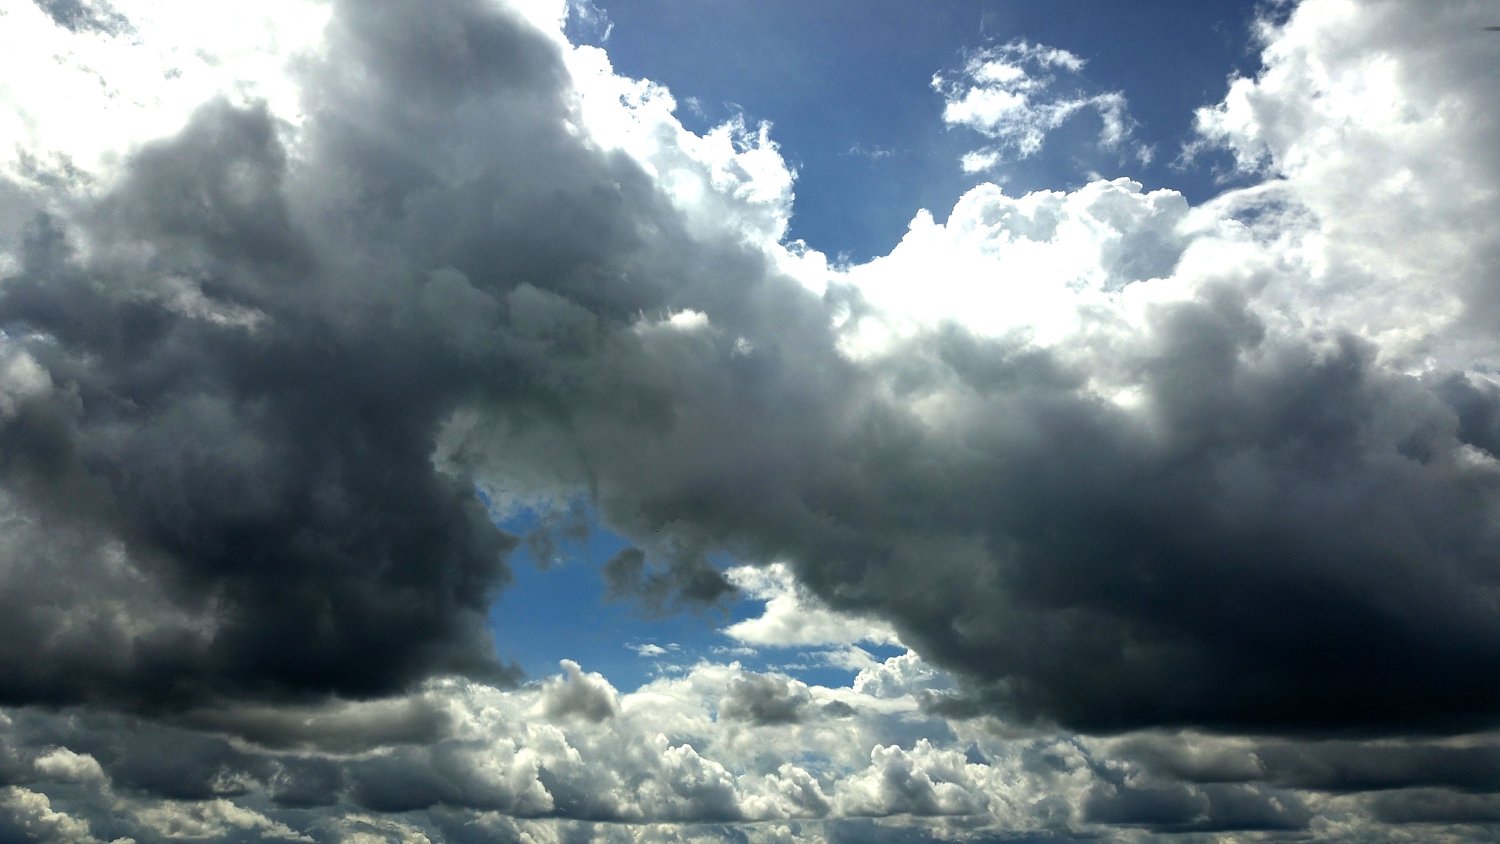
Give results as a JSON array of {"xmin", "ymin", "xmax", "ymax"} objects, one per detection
[{"xmin": 3, "ymin": 0, "xmax": 1500, "ymax": 839}]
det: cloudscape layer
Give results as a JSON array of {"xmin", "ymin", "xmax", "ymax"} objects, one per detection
[{"xmin": 2, "ymin": 0, "xmax": 1500, "ymax": 840}]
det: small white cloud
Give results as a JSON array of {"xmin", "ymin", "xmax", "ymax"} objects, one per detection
[
  {"xmin": 32, "ymin": 748, "xmax": 106, "ymax": 784},
  {"xmin": 632, "ymin": 642, "xmax": 681, "ymax": 657},
  {"xmin": 845, "ymin": 142, "xmax": 897, "ymax": 160},
  {"xmin": 934, "ymin": 40, "xmax": 1135, "ymax": 171},
  {"xmin": 565, "ymin": 0, "xmax": 612, "ymax": 43}
]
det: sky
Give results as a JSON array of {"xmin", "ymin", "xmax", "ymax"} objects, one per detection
[{"xmin": 1, "ymin": 0, "xmax": 1499, "ymax": 842}]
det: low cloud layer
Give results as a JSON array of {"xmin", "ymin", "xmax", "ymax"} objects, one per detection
[
  {"xmin": 3, "ymin": 0, "xmax": 1500, "ymax": 839},
  {"xmin": 5, "ymin": 654, "xmax": 1500, "ymax": 840}
]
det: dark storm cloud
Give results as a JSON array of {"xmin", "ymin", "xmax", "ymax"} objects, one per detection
[
  {"xmin": 0, "ymin": 0, "xmax": 622, "ymax": 709},
  {"xmin": 1367, "ymin": 789, "xmax": 1500, "ymax": 825},
  {"xmin": 1114, "ymin": 732, "xmax": 1500, "ymax": 794},
  {"xmin": 11, "ymin": 709, "xmax": 266, "ymax": 801},
  {"xmin": 181, "ymin": 697, "xmax": 453, "ymax": 754},
  {"xmin": 1082, "ymin": 780, "xmax": 1309, "ymax": 833},
  {"xmin": 518, "ymin": 280, "xmax": 1500, "ymax": 733}
]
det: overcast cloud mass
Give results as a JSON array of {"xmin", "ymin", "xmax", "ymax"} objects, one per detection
[{"xmin": 2, "ymin": 0, "xmax": 1500, "ymax": 840}]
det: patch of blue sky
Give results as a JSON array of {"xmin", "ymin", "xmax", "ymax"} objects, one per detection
[
  {"xmin": 485, "ymin": 496, "xmax": 902, "ymax": 691},
  {"xmin": 593, "ymin": 0, "xmax": 1273, "ymax": 262}
]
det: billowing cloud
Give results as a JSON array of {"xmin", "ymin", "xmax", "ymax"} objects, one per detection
[
  {"xmin": 537, "ymin": 659, "xmax": 620, "ymax": 722},
  {"xmin": 6, "ymin": 652, "xmax": 1496, "ymax": 839},
  {"xmin": 3, "ymin": 0, "xmax": 1500, "ymax": 839},
  {"xmin": 0, "ymin": 787, "xmax": 103, "ymax": 844}
]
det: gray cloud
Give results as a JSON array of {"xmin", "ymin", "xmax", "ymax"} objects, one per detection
[
  {"xmin": 538, "ymin": 660, "xmax": 620, "ymax": 723},
  {"xmin": 718, "ymin": 673, "xmax": 813, "ymax": 726},
  {"xmin": 31, "ymin": 0, "xmax": 132, "ymax": 36}
]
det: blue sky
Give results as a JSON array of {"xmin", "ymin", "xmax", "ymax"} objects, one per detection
[
  {"xmin": 590, "ymin": 0, "xmax": 1270, "ymax": 260},
  {"xmin": 488, "ymin": 502, "xmax": 906, "ymax": 691}
]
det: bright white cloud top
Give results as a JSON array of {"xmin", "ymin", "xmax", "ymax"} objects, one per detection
[{"xmin": 2, "ymin": 0, "xmax": 1500, "ymax": 841}]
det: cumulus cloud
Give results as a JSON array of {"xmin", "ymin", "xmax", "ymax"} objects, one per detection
[
  {"xmin": 1192, "ymin": 0, "xmax": 1500, "ymax": 365},
  {"xmin": 0, "ymin": 786, "xmax": 107, "ymax": 844},
  {"xmin": 835, "ymin": 741, "xmax": 987, "ymax": 818},
  {"xmin": 3, "ymin": 0, "xmax": 1500, "ymax": 839},
  {"xmin": 1, "ymin": 656, "xmax": 1500, "ymax": 838},
  {"xmin": 537, "ymin": 659, "xmax": 620, "ymax": 723},
  {"xmin": 32, "ymin": 748, "xmax": 106, "ymax": 784},
  {"xmin": 717, "ymin": 673, "xmax": 814, "ymax": 726}
]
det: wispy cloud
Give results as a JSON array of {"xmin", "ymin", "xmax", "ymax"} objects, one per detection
[{"xmin": 933, "ymin": 40, "xmax": 1139, "ymax": 171}]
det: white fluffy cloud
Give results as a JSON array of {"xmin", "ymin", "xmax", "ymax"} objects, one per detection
[
  {"xmin": 1192, "ymin": 0, "xmax": 1500, "ymax": 368},
  {"xmin": 833, "ymin": 176, "xmax": 1194, "ymax": 357},
  {"xmin": 0, "ymin": 787, "xmax": 107, "ymax": 844},
  {"xmin": 0, "ymin": 0, "xmax": 327, "ymax": 184}
]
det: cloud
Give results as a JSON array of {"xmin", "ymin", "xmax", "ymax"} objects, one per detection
[
  {"xmin": 836, "ymin": 176, "xmax": 1190, "ymax": 352},
  {"xmin": 0, "ymin": 786, "xmax": 107, "ymax": 844},
  {"xmin": 3, "ymin": 0, "xmax": 1495, "ymax": 738},
  {"xmin": 717, "ymin": 673, "xmax": 814, "ymax": 726},
  {"xmin": 537, "ymin": 659, "xmax": 621, "ymax": 723},
  {"xmin": 933, "ymin": 40, "xmax": 1137, "ymax": 172},
  {"xmin": 0, "ymin": 656, "xmax": 1499, "ymax": 837},
  {"xmin": 603, "ymin": 545, "xmax": 735, "ymax": 614},
  {"xmin": 1192, "ymin": 0, "xmax": 1500, "ymax": 365},
  {"xmin": 723, "ymin": 563, "xmax": 899, "ymax": 649},
  {"xmin": 32, "ymin": 748, "xmax": 106, "ymax": 784},
  {"xmin": 852, "ymin": 651, "xmax": 947, "ymax": 701},
  {"xmin": 30, "ymin": 0, "xmax": 133, "ymax": 37},
  {"xmin": 179, "ymin": 696, "xmax": 453, "ymax": 754},
  {"xmin": 2, "ymin": 0, "xmax": 1500, "ymax": 839},
  {"xmin": 131, "ymin": 798, "xmax": 311, "ymax": 841},
  {"xmin": 835, "ymin": 741, "xmax": 988, "ymax": 818}
]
